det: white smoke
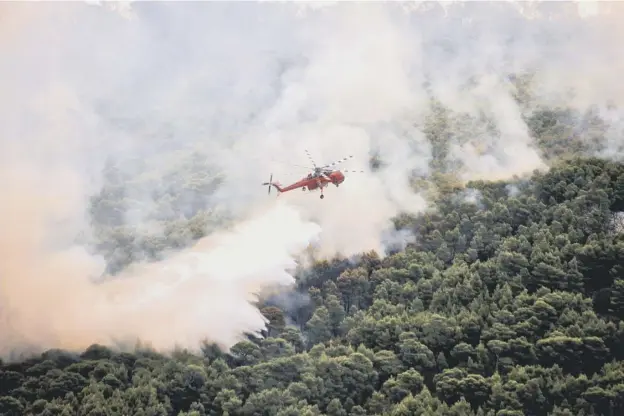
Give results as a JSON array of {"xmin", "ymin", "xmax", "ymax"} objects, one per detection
[{"xmin": 1, "ymin": 1, "xmax": 624, "ymax": 356}]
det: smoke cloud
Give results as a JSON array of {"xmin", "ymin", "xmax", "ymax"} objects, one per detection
[
  {"xmin": 0, "ymin": 173, "xmax": 319, "ymax": 355},
  {"xmin": 1, "ymin": 1, "xmax": 624, "ymax": 356}
]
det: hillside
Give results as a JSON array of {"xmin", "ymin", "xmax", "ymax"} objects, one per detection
[
  {"xmin": 3, "ymin": 2, "xmax": 624, "ymax": 416},
  {"xmin": 1, "ymin": 155, "xmax": 623, "ymax": 415}
]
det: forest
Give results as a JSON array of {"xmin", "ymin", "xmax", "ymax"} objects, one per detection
[{"xmin": 2, "ymin": 96, "xmax": 624, "ymax": 416}]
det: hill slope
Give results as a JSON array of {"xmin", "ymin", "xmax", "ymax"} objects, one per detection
[{"xmin": 2, "ymin": 156, "xmax": 624, "ymax": 415}]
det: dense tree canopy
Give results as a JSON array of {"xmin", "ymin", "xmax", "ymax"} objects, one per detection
[{"xmin": 3, "ymin": 104, "xmax": 624, "ymax": 415}]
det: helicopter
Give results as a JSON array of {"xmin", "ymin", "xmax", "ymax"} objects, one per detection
[{"xmin": 262, "ymin": 150, "xmax": 364, "ymax": 199}]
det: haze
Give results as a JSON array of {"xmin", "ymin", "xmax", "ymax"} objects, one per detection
[{"xmin": 1, "ymin": 1, "xmax": 623, "ymax": 358}]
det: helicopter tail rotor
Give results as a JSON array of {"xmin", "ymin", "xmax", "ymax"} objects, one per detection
[{"xmin": 262, "ymin": 173, "xmax": 274, "ymax": 195}]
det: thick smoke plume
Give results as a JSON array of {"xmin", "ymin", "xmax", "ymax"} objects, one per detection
[
  {"xmin": 1, "ymin": 1, "xmax": 624, "ymax": 357},
  {"xmin": 0, "ymin": 168, "xmax": 318, "ymax": 355}
]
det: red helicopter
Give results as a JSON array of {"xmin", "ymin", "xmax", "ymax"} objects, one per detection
[{"xmin": 262, "ymin": 150, "xmax": 364, "ymax": 199}]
